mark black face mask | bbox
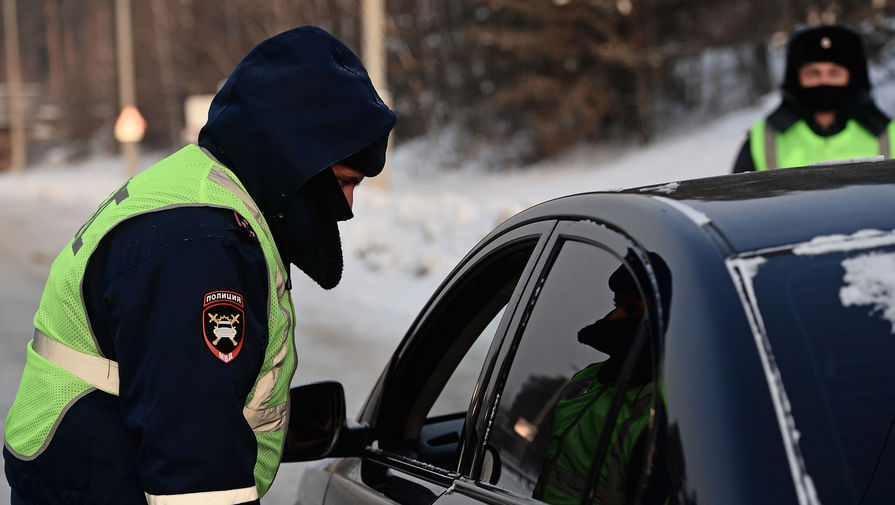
[271,169,353,290]
[577,317,642,356]
[798,85,850,112]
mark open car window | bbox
[373,228,548,473]
[429,305,506,418]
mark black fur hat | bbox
[782,25,870,93]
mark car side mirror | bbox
[281,381,372,462]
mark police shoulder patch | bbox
[202,290,245,363]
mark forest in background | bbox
[3,0,895,168]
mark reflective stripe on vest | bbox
[145,486,259,505]
[750,118,895,171]
[5,145,296,498]
[32,330,119,394]
[209,161,295,435]
[879,126,892,159]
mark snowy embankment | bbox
[0,104,760,505]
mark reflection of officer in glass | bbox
[535,251,671,505]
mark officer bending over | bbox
[4,26,396,505]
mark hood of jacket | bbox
[198,26,397,218]
[198,26,397,288]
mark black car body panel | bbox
[293,161,895,505]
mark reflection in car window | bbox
[385,241,537,471]
[488,240,658,504]
[750,246,895,504]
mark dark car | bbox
[284,161,895,505]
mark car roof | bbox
[498,159,895,255]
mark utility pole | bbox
[115,0,140,177]
[362,0,387,97]
[362,0,390,188]
[3,0,26,172]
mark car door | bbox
[435,220,669,505]
[321,221,556,505]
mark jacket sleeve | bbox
[732,136,756,173]
[99,208,268,504]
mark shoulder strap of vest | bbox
[763,122,777,171]
[749,120,776,172]
[878,122,894,159]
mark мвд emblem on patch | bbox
[202,290,245,363]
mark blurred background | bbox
[4,2,895,504]
[3,0,895,171]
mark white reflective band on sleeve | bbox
[243,401,287,432]
[32,330,119,395]
[242,336,291,433]
[145,486,259,505]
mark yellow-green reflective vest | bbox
[4,144,296,498]
[535,363,653,505]
[749,118,895,171]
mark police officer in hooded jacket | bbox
[732,24,894,173]
[3,26,396,505]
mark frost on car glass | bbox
[749,244,895,504]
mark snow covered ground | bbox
[0,103,761,504]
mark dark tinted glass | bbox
[752,246,895,504]
[384,241,538,471]
[487,240,656,503]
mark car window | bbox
[429,305,506,418]
[746,245,895,504]
[486,239,659,504]
[375,238,542,472]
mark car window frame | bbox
[460,218,666,502]
[360,220,558,474]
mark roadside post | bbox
[114,105,146,176]
[362,0,391,189]
[115,0,140,177]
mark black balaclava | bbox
[577,250,672,386]
[774,24,889,134]
[198,26,397,289]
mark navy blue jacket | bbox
[5,25,395,505]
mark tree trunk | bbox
[750,39,771,102]
[43,0,64,97]
[3,0,27,171]
[151,0,181,145]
